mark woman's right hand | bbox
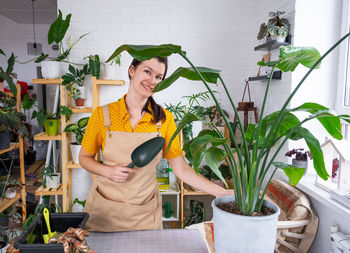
[107,164,136,183]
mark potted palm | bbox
[106,33,350,252]
[62,64,90,107]
[64,117,89,163]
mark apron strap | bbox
[102,104,163,137]
[102,104,112,138]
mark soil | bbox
[217,201,276,216]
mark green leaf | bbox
[0,49,5,56]
[64,124,79,133]
[273,162,305,186]
[34,53,49,63]
[257,60,279,67]
[6,53,15,74]
[48,9,71,45]
[291,127,329,180]
[59,105,72,121]
[89,55,100,79]
[22,95,36,110]
[276,46,321,72]
[290,102,342,140]
[153,67,220,93]
[165,113,200,154]
[106,44,183,63]
[205,147,228,187]
[77,117,89,128]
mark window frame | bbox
[335,0,350,115]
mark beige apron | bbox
[84,104,163,232]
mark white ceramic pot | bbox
[41,61,61,79]
[292,159,308,174]
[103,64,119,80]
[70,143,82,164]
[274,35,286,43]
[46,173,60,188]
[5,188,16,199]
[212,195,280,253]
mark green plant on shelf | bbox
[184,199,206,227]
[32,105,72,126]
[64,117,90,144]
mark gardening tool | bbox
[43,208,56,244]
[127,136,165,168]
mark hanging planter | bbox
[44,119,60,136]
[212,195,280,253]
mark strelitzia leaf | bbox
[205,147,228,187]
[153,67,220,93]
[165,113,200,154]
[48,10,71,45]
[273,162,305,186]
[106,44,183,63]
[291,127,329,180]
[290,102,342,140]
[276,46,321,72]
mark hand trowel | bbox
[127,136,165,168]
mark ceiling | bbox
[0,0,57,24]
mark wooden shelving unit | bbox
[31,79,67,210]
[0,83,26,223]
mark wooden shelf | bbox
[34,132,62,140]
[32,78,62,84]
[71,107,93,113]
[0,193,20,213]
[254,36,291,51]
[35,184,63,196]
[0,143,19,155]
[66,161,82,169]
[94,78,125,86]
[248,70,282,81]
[183,188,211,196]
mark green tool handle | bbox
[127,162,135,168]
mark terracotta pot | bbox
[74,98,85,107]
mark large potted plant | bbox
[106,33,350,252]
[62,64,90,107]
[64,117,89,164]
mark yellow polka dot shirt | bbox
[81,94,183,160]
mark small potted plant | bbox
[40,164,60,189]
[285,148,313,174]
[257,11,290,42]
[103,54,121,80]
[0,92,29,149]
[64,117,89,163]
[32,105,72,136]
[86,54,101,79]
[62,64,90,107]
[184,199,206,227]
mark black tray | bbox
[14,212,89,253]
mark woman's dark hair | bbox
[129,56,168,124]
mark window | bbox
[335,0,350,114]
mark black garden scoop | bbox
[127,136,166,168]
